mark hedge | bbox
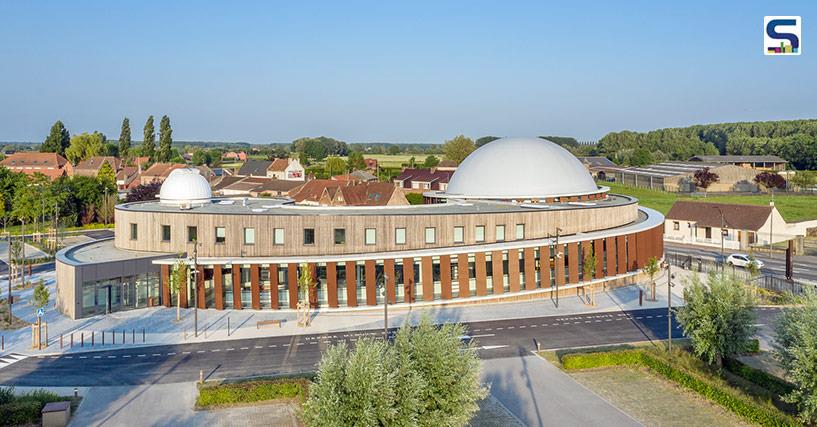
[561,350,797,426]
[723,358,794,399]
[0,387,64,425]
[196,378,309,409]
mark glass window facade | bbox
[81,272,160,318]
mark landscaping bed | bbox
[196,376,311,410]
[547,345,799,426]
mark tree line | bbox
[595,119,817,169]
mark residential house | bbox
[435,159,459,172]
[664,201,817,250]
[364,158,378,171]
[331,170,377,183]
[237,158,305,181]
[215,176,303,197]
[73,156,122,178]
[116,167,140,190]
[222,151,247,162]
[289,180,407,206]
[393,168,454,191]
[688,155,787,172]
[140,163,215,185]
[0,152,73,180]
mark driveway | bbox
[481,355,640,427]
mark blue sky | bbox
[0,1,814,143]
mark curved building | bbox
[56,137,664,319]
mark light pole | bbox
[713,206,729,269]
[549,227,563,308]
[378,272,389,340]
[6,232,11,325]
[188,241,199,337]
[662,261,675,354]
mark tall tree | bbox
[118,117,131,160]
[158,115,173,162]
[41,121,71,155]
[773,289,817,424]
[143,116,155,161]
[65,132,106,164]
[442,135,475,165]
[677,272,756,368]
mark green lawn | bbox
[339,154,442,168]
[604,181,817,222]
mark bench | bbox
[257,319,283,329]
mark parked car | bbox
[726,254,764,269]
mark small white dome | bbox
[159,168,212,205]
[444,137,598,199]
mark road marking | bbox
[296,342,305,346]
[107,356,116,359]
[137,354,146,357]
[64,356,73,359]
[50,356,59,359]
[211,349,221,352]
[268,345,277,348]
[240,347,249,350]
[507,326,515,329]
[485,328,493,331]
[646,316,653,319]
[254,346,263,349]
[182,352,191,355]
[79,356,87,359]
[480,345,509,350]
[470,334,495,338]
[196,350,205,354]
[528,325,537,328]
[473,329,481,332]
[122,355,131,358]
[519,325,526,328]
[93,356,101,359]
[635,317,643,320]
[283,344,290,347]
[226,348,235,351]
[152,353,161,357]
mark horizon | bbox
[1,1,815,143]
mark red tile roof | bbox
[666,201,773,231]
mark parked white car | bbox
[726,254,764,269]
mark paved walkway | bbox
[0,266,698,357]
[482,355,641,427]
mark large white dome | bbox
[444,137,599,199]
[159,168,213,205]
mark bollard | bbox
[1,335,4,350]
[199,370,204,384]
[73,388,78,398]
[81,333,84,347]
[71,332,74,348]
[91,332,95,347]
[102,331,105,346]
[227,317,231,336]
[142,328,145,343]
[639,289,643,306]
[122,330,125,344]
[132,329,135,344]
[60,334,63,349]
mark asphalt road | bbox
[0,307,781,387]
[666,242,817,282]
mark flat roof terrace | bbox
[116,194,637,217]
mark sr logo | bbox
[764,16,801,55]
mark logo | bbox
[764,16,801,55]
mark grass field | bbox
[604,181,817,222]
[339,154,443,168]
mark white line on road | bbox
[480,345,509,350]
[470,334,495,338]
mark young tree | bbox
[693,167,719,197]
[643,256,660,301]
[297,263,316,326]
[788,170,816,191]
[41,121,71,155]
[773,289,817,424]
[676,272,756,368]
[118,117,131,160]
[754,171,787,193]
[64,132,106,164]
[442,135,475,165]
[97,161,116,188]
[143,116,156,161]
[423,155,440,168]
[32,279,49,312]
[158,115,173,162]
[170,258,188,321]
[347,151,365,171]
[325,157,347,176]
[583,251,597,281]
[97,193,117,226]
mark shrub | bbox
[723,358,794,399]
[0,399,41,425]
[561,349,796,426]
[0,387,14,405]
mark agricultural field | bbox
[604,181,817,222]
[340,153,443,168]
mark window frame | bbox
[161,225,171,242]
[187,226,198,243]
[130,223,138,241]
[453,226,464,244]
[215,226,226,244]
[395,227,406,245]
[334,228,346,245]
[303,228,316,246]
[495,224,506,242]
[365,228,376,245]
[475,225,485,243]
[273,228,285,245]
[424,227,436,244]
[515,223,525,240]
[243,227,256,245]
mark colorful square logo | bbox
[764,16,801,55]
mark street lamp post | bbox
[189,241,199,337]
[713,206,730,269]
[663,261,675,354]
[549,227,563,308]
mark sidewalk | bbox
[0,266,698,357]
